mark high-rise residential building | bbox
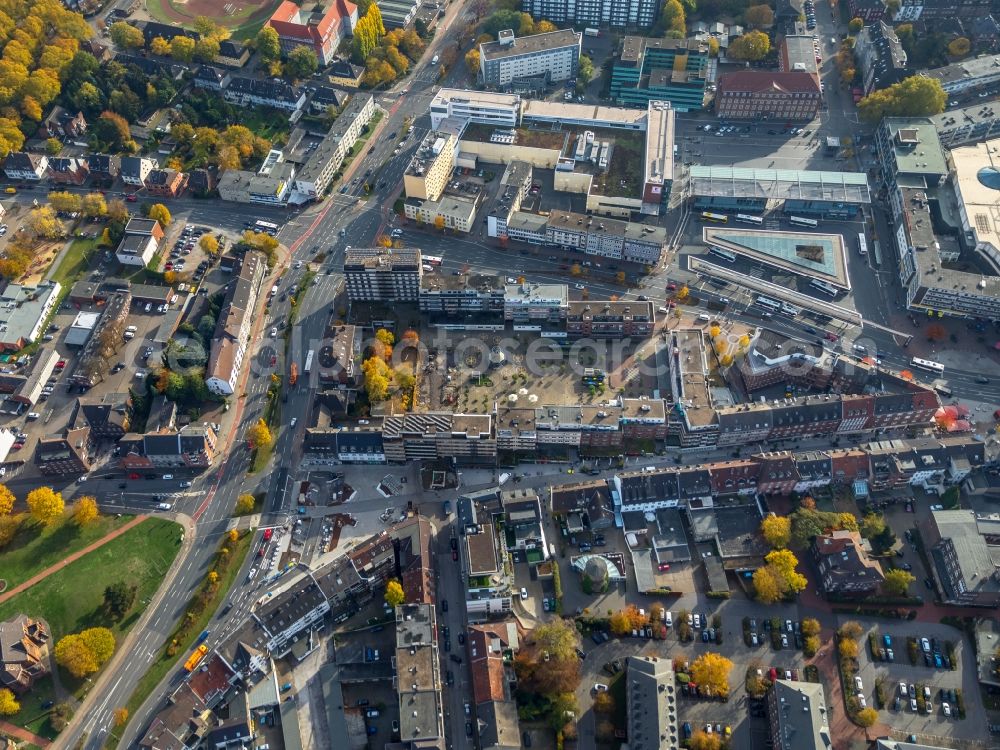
[625,656,678,750]
[767,680,831,750]
[479,29,582,89]
[523,0,658,28]
[403,131,457,201]
[344,248,422,302]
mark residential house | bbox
[39,107,87,140]
[47,157,89,185]
[268,0,358,66]
[120,156,155,186]
[73,394,131,440]
[144,168,188,198]
[309,84,349,113]
[812,530,886,596]
[550,480,614,533]
[224,76,306,112]
[215,40,250,68]
[187,168,217,196]
[118,424,219,470]
[3,152,48,181]
[87,154,120,185]
[501,489,547,558]
[34,425,93,477]
[193,65,232,91]
[206,251,267,395]
[467,623,519,750]
[328,58,365,88]
[0,615,50,694]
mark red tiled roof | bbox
[717,70,820,94]
[468,628,506,704]
[269,0,356,44]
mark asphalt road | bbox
[49,2,479,748]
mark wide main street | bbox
[51,2,475,747]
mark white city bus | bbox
[910,357,945,375]
[736,213,763,226]
[788,216,819,228]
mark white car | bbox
[857,693,867,708]
[520,587,528,600]
[942,701,951,717]
[157,502,173,510]
[574,283,585,290]
[270,327,278,337]
[854,676,863,691]
[593,683,608,692]
[664,611,672,626]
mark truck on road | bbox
[184,644,209,672]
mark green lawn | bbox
[240,108,292,144]
[107,531,254,749]
[0,517,181,641]
[0,518,182,739]
[0,512,133,590]
[50,236,99,289]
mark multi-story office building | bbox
[715,71,822,121]
[922,509,1000,607]
[503,282,569,329]
[642,100,675,214]
[382,413,496,465]
[403,131,457,201]
[418,273,506,322]
[932,101,1000,147]
[625,656,678,750]
[611,37,709,111]
[479,29,581,89]
[429,89,522,129]
[566,300,655,338]
[523,0,659,27]
[876,119,1000,320]
[855,21,909,94]
[403,195,479,233]
[544,209,668,264]
[344,248,422,303]
[922,52,1000,95]
[767,681,831,750]
[892,0,990,21]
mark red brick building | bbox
[714,70,822,122]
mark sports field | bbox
[145,0,282,38]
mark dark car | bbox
[637,295,649,301]
[447,670,454,686]
[458,632,465,645]
[976,376,990,384]
[389,132,397,139]
[442,599,448,612]
[450,537,458,550]
[118,482,127,489]
[466,722,473,737]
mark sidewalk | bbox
[0,719,51,747]
[0,515,146,605]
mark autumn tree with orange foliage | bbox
[609,605,649,636]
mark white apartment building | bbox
[480,29,582,88]
[523,0,659,27]
[429,89,522,129]
[292,93,375,202]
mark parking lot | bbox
[577,611,811,750]
[850,621,982,740]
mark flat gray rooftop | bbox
[689,166,871,204]
[703,226,850,288]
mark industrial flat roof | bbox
[702,226,850,288]
[689,166,871,204]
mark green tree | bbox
[729,30,771,60]
[0,484,13,516]
[384,578,405,607]
[848,17,864,34]
[464,48,481,76]
[170,36,196,63]
[948,37,971,58]
[760,514,791,549]
[744,4,774,27]
[285,46,319,80]
[481,9,522,38]
[109,21,144,49]
[858,75,946,123]
[859,512,885,539]
[193,37,221,64]
[883,568,915,596]
[26,486,64,525]
[661,0,686,36]
[255,26,281,62]
[941,485,960,507]
[0,688,19,716]
[234,494,255,515]
[578,54,595,84]
[102,581,137,620]
[147,203,172,228]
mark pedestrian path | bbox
[0,718,51,747]
[0,515,146,605]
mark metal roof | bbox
[689,166,871,203]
